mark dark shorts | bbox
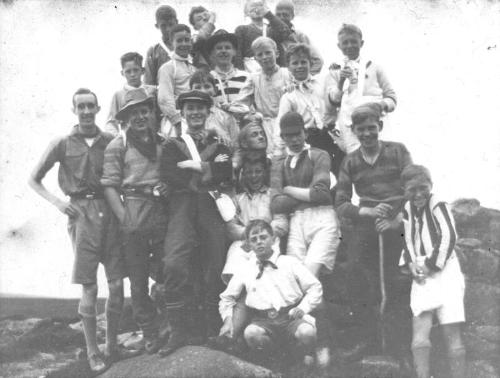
[67,198,126,284]
[250,311,309,343]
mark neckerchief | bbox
[126,128,158,162]
[293,75,315,93]
[213,65,236,82]
[256,259,277,279]
[186,128,209,148]
[159,39,174,56]
[172,52,193,65]
[286,143,310,169]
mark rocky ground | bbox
[0,198,498,378]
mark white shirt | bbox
[219,252,323,320]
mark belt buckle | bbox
[267,309,278,319]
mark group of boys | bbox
[30,1,466,377]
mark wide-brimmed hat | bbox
[204,29,238,55]
[176,90,213,109]
[116,88,154,121]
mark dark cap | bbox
[279,111,305,135]
[205,29,238,55]
[116,88,154,121]
[176,90,213,109]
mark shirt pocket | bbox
[64,141,88,178]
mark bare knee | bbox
[82,283,98,301]
[244,324,270,349]
[294,323,316,346]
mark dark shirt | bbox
[144,43,171,86]
[335,141,412,220]
[32,126,113,196]
[160,135,232,193]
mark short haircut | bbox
[155,5,177,22]
[120,52,143,68]
[401,165,433,186]
[338,23,363,39]
[72,88,98,107]
[276,0,294,14]
[351,102,383,126]
[251,36,277,53]
[170,24,191,38]
[189,6,207,26]
[189,70,216,89]
[245,219,274,240]
[240,112,264,128]
[285,43,312,64]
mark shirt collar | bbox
[250,244,281,266]
[286,143,310,158]
[172,52,193,64]
[243,185,269,197]
[263,65,280,79]
[213,65,236,79]
[70,124,102,138]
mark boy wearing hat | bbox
[106,52,159,135]
[101,88,169,354]
[144,5,178,86]
[219,219,322,362]
[271,111,340,277]
[29,89,135,373]
[206,30,249,107]
[335,102,412,359]
[159,90,233,356]
[158,24,197,137]
[325,24,397,153]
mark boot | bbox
[158,305,187,357]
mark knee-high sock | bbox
[412,346,431,378]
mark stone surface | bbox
[457,245,500,283]
[468,360,500,378]
[356,355,402,378]
[464,280,500,326]
[100,346,278,378]
[464,329,500,360]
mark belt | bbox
[122,186,162,198]
[70,191,103,200]
[253,304,296,320]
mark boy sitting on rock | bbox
[219,219,321,364]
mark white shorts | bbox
[287,206,341,272]
[411,254,465,324]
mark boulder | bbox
[468,360,499,378]
[100,346,278,378]
[456,241,500,283]
[0,317,42,348]
[464,280,500,326]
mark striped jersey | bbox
[210,68,249,105]
[400,194,458,271]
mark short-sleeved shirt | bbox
[32,126,113,196]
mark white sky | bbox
[0,0,499,297]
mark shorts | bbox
[250,311,313,343]
[287,206,341,271]
[411,255,465,324]
[67,198,126,285]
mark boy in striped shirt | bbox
[400,165,466,378]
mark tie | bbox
[256,260,277,279]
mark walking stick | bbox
[378,232,387,354]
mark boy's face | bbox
[275,7,293,24]
[244,125,267,150]
[172,30,192,58]
[338,32,364,60]
[254,44,277,71]
[281,129,306,153]
[182,101,209,129]
[247,227,274,260]
[121,61,144,88]
[242,161,266,192]
[126,104,152,133]
[73,93,100,132]
[156,17,178,41]
[404,179,433,209]
[288,52,310,81]
[352,118,381,149]
[211,41,236,67]
[192,11,209,31]
[191,81,216,97]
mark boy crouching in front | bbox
[219,219,322,365]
